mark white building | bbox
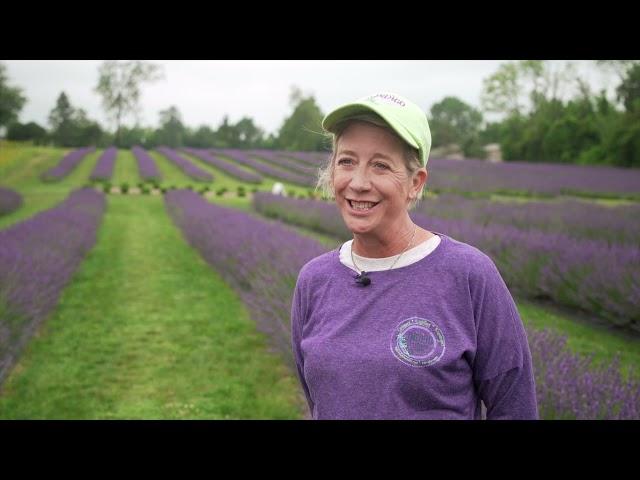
[483,144,503,163]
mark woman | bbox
[290,92,538,420]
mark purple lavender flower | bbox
[0,187,23,217]
[211,148,315,187]
[0,188,106,385]
[41,147,96,182]
[132,146,162,182]
[248,150,318,176]
[426,157,640,197]
[156,147,213,182]
[89,147,117,181]
[528,328,639,419]
[182,148,262,183]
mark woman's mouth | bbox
[347,199,380,214]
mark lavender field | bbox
[1,143,639,419]
[253,193,640,332]
[169,190,639,419]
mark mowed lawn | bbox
[0,195,305,419]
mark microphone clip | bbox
[355,271,371,287]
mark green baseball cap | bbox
[322,92,432,167]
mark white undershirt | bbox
[339,234,442,274]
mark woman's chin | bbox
[343,217,377,235]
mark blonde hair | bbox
[316,113,426,210]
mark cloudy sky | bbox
[3,60,613,135]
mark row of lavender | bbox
[416,192,640,247]
[230,150,640,198]
[38,146,164,183]
[281,152,640,197]
[252,193,640,332]
[248,150,318,177]
[33,147,640,199]
[0,189,106,385]
[164,189,639,419]
[182,148,262,183]
[156,147,212,182]
[212,149,316,187]
[132,146,162,181]
[89,147,117,181]
[0,187,23,217]
[41,147,95,182]
[425,157,640,197]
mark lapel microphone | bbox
[355,271,371,287]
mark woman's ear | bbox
[412,168,428,196]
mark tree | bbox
[186,125,217,148]
[234,117,264,148]
[117,125,149,148]
[73,108,104,147]
[0,63,27,131]
[429,96,483,156]
[156,105,185,147]
[276,86,325,151]
[94,60,163,147]
[48,92,76,146]
[48,93,104,147]
[7,121,47,144]
[615,63,640,113]
[480,61,577,117]
[480,62,523,116]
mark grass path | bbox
[0,195,305,419]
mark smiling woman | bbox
[291,92,539,420]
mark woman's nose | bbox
[350,167,372,190]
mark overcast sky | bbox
[2,60,614,136]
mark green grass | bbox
[0,148,100,230]
[111,149,140,185]
[149,150,195,186]
[0,195,305,419]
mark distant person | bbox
[290,92,538,420]
[271,182,285,196]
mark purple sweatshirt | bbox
[291,232,538,420]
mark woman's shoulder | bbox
[437,233,500,277]
[296,249,340,284]
[438,233,493,263]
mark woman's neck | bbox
[352,218,430,258]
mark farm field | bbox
[1,143,639,419]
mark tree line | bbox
[1,60,638,167]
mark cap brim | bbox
[322,102,420,152]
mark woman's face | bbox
[332,121,422,237]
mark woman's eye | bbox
[337,158,353,165]
[375,162,390,170]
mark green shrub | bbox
[121,183,129,194]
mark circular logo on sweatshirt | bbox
[391,317,445,367]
